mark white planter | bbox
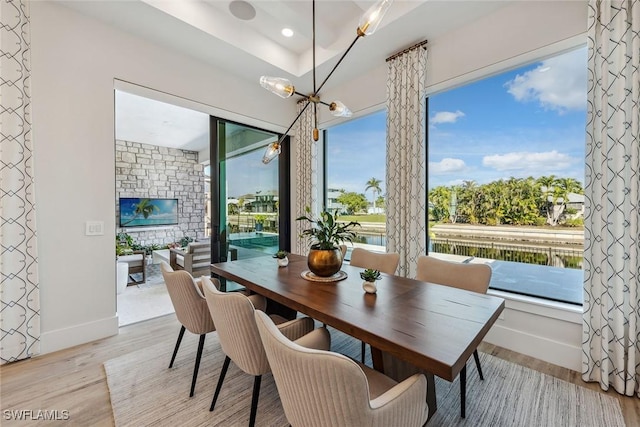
[277,256,289,267]
[117,262,128,294]
[362,281,377,294]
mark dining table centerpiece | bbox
[296,209,360,277]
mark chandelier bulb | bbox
[260,76,295,98]
[329,101,353,118]
[357,0,393,37]
[262,141,281,164]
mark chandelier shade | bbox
[260,76,295,98]
[260,0,393,164]
[358,0,393,36]
[262,141,282,164]
[329,101,352,118]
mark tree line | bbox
[335,177,385,214]
[429,176,584,227]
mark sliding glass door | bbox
[209,118,290,272]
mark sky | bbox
[226,148,279,197]
[227,46,587,198]
[327,46,587,193]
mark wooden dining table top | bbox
[211,253,505,382]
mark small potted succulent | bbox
[273,250,289,267]
[360,268,381,294]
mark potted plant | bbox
[296,209,360,277]
[116,232,134,256]
[360,268,381,294]
[273,250,289,267]
[254,214,267,232]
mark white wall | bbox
[30,1,293,354]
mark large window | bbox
[427,46,587,304]
[325,110,387,257]
[322,47,587,305]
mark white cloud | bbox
[429,158,467,175]
[430,110,465,125]
[505,47,587,113]
[483,150,576,171]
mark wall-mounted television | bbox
[119,197,179,227]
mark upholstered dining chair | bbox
[348,248,400,363]
[160,261,216,398]
[201,277,330,427]
[415,255,492,418]
[339,244,348,260]
[254,310,429,427]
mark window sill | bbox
[488,289,583,324]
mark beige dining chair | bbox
[201,277,330,427]
[254,310,429,427]
[348,247,400,363]
[160,261,216,397]
[415,255,492,418]
[339,244,347,260]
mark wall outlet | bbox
[86,221,104,236]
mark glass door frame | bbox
[208,116,291,265]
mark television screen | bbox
[119,198,179,227]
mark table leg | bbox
[426,372,437,420]
[371,347,384,371]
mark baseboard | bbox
[484,324,582,372]
[40,315,119,355]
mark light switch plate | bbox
[86,221,104,236]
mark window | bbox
[427,46,587,305]
[325,110,387,257]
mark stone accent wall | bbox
[116,140,205,247]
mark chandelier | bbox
[260,0,393,164]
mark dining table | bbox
[211,253,505,419]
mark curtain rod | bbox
[386,40,428,62]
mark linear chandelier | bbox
[260,0,393,164]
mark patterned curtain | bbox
[385,46,428,278]
[0,0,41,363]
[294,101,318,256]
[582,0,639,396]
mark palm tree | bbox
[536,175,557,225]
[554,177,583,224]
[121,198,159,225]
[365,178,382,213]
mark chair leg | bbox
[473,349,484,380]
[210,356,231,411]
[361,341,366,364]
[249,375,262,427]
[169,326,186,368]
[460,364,466,418]
[190,334,206,397]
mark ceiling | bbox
[60,0,514,152]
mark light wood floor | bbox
[1,314,638,426]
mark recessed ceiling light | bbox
[281,28,294,38]
[229,0,256,21]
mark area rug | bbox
[105,328,625,427]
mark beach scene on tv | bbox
[120,198,179,227]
